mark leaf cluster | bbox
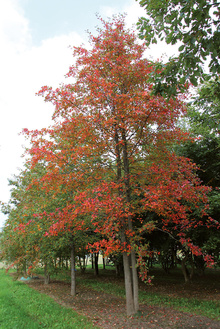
[137,0,220,97]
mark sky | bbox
[0,0,179,229]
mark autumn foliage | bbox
[1,15,218,316]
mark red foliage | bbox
[19,15,218,282]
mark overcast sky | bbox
[0,0,178,229]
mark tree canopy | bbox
[1,15,218,316]
[136,0,220,97]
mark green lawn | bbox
[0,269,97,329]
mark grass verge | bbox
[0,269,97,329]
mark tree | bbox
[176,79,220,266]
[21,15,215,316]
[136,0,220,97]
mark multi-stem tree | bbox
[23,15,214,315]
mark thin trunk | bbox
[103,256,105,270]
[130,249,139,312]
[23,261,27,276]
[115,127,134,314]
[123,251,135,316]
[181,259,190,283]
[71,242,76,296]
[91,253,94,269]
[122,128,139,313]
[114,125,139,315]
[58,257,62,268]
[83,255,86,270]
[94,253,99,276]
[44,263,50,284]
[79,256,82,269]
[65,259,69,270]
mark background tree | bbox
[176,78,220,267]
[136,0,220,97]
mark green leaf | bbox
[190,76,198,86]
[178,45,185,52]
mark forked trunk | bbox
[115,125,139,315]
[122,128,139,314]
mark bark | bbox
[44,263,50,285]
[94,253,99,276]
[79,256,86,273]
[130,249,139,312]
[91,253,94,269]
[103,256,106,270]
[122,251,135,316]
[83,255,86,270]
[114,126,139,315]
[70,242,76,296]
[122,128,139,313]
[181,259,190,283]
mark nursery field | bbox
[1,266,219,328]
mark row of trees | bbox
[1,9,219,316]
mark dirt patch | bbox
[22,274,220,329]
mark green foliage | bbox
[137,0,220,97]
[0,269,96,328]
[176,79,220,264]
[183,79,220,188]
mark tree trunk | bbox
[79,255,86,273]
[114,126,139,315]
[130,249,139,312]
[44,263,50,284]
[23,261,27,276]
[181,259,190,283]
[123,251,135,316]
[121,128,139,313]
[103,256,105,270]
[70,242,76,296]
[83,255,86,270]
[91,253,94,269]
[94,253,99,276]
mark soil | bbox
[21,270,220,329]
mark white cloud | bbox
[99,0,145,26]
[0,0,31,52]
[99,0,179,61]
[0,0,85,227]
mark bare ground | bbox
[20,270,220,329]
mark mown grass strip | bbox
[0,269,97,329]
[78,277,220,321]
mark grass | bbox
[77,275,219,320]
[0,269,97,329]
[8,265,219,324]
[139,290,219,320]
[72,266,220,321]
[43,264,219,320]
